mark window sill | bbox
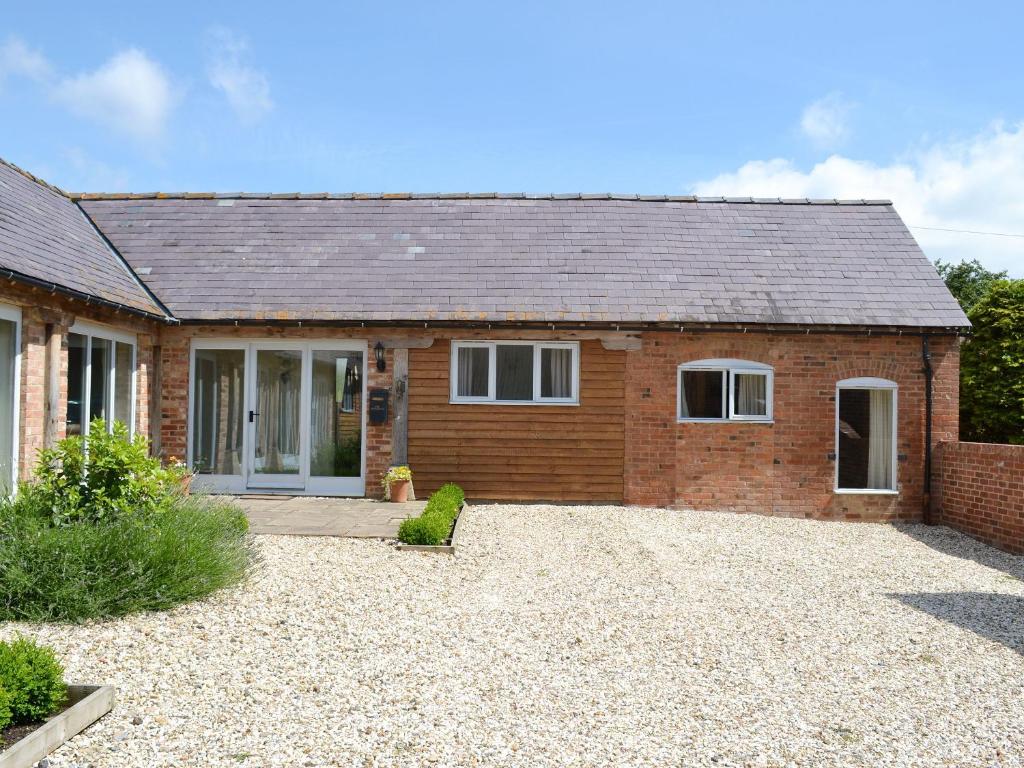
[833,488,899,496]
[677,418,774,424]
[449,399,580,407]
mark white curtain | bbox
[867,389,893,489]
[458,347,488,397]
[736,373,766,416]
[544,348,572,398]
[678,375,689,417]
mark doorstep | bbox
[227,496,427,537]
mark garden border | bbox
[394,503,467,554]
[0,685,115,768]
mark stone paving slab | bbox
[225,496,427,537]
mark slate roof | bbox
[78,193,968,328]
[0,159,165,317]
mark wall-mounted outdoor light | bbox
[375,341,386,372]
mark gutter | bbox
[173,317,968,336]
[1,269,177,324]
[921,335,935,523]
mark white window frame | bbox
[835,377,898,495]
[68,320,137,437]
[0,303,21,493]
[677,359,773,423]
[449,340,580,405]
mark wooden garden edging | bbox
[0,685,115,768]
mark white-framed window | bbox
[450,340,579,405]
[835,377,898,494]
[677,359,773,422]
[0,303,21,494]
[67,321,137,437]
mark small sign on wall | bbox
[369,388,389,425]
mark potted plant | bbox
[167,456,193,496]
[382,465,413,502]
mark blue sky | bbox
[2,1,1023,274]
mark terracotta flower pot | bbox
[389,479,410,503]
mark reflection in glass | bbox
[67,333,87,435]
[114,342,134,428]
[254,349,302,475]
[0,319,15,493]
[310,351,362,477]
[193,349,246,475]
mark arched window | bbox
[677,359,773,422]
[835,377,898,493]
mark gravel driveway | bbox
[5,504,1023,767]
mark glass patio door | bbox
[191,340,366,495]
[247,346,305,489]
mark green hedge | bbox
[0,421,255,623]
[397,483,465,545]
[0,636,66,738]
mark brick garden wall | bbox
[623,331,960,521]
[933,441,1024,554]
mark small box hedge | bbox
[397,483,465,546]
[0,636,67,740]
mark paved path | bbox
[231,495,426,537]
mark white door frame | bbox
[188,339,367,496]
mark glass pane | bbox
[456,346,489,397]
[89,337,111,426]
[0,319,16,493]
[540,347,573,399]
[679,370,724,419]
[310,350,363,477]
[734,373,767,417]
[838,388,894,490]
[114,342,134,430]
[496,345,533,401]
[66,333,87,436]
[254,349,302,475]
[192,349,246,475]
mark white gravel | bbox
[4,504,1024,768]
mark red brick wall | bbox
[933,441,1024,554]
[0,282,160,478]
[624,332,960,521]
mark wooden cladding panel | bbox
[407,339,625,501]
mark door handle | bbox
[249,410,259,423]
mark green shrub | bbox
[28,419,187,527]
[0,496,255,623]
[0,682,11,734]
[0,636,66,724]
[397,483,465,546]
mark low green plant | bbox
[397,483,465,546]
[0,683,11,735]
[0,496,254,623]
[28,419,188,527]
[0,636,66,724]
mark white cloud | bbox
[0,37,52,82]
[800,93,854,147]
[691,123,1024,276]
[205,28,272,121]
[53,49,175,140]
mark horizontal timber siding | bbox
[408,338,625,501]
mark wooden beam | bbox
[391,348,409,466]
[382,337,435,349]
[43,323,62,448]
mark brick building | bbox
[0,157,969,520]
